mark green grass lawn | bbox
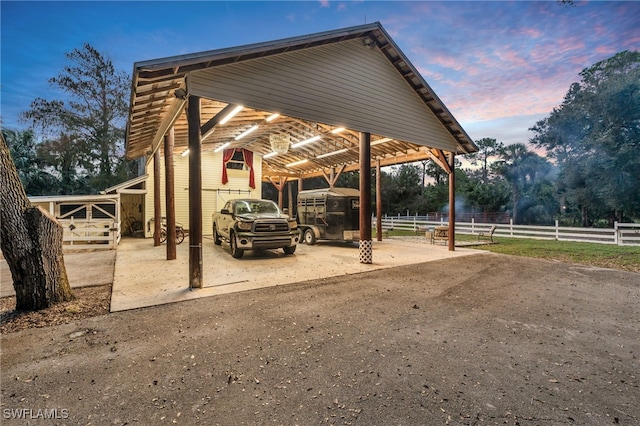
[461,234,640,273]
[382,229,640,273]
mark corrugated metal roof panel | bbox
[188,39,458,152]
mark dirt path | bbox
[1,253,639,425]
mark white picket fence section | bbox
[59,219,118,250]
[376,216,640,247]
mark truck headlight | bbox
[237,221,253,231]
[288,219,298,230]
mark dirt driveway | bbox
[1,253,639,425]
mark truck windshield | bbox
[236,201,279,214]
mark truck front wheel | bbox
[283,246,296,255]
[229,232,244,258]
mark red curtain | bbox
[242,149,255,189]
[221,148,235,185]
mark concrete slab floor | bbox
[110,236,483,312]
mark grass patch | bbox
[460,235,640,273]
[376,228,640,273]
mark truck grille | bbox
[254,220,289,233]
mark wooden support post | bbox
[164,127,177,260]
[359,132,372,264]
[153,148,162,246]
[376,159,382,242]
[268,177,287,209]
[448,152,455,251]
[187,95,203,288]
[287,180,293,215]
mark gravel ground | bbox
[1,253,639,425]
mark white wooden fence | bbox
[59,219,118,250]
[376,216,640,246]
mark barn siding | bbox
[145,151,262,237]
[188,38,458,152]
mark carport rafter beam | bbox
[144,95,187,164]
[200,103,241,140]
[321,165,346,188]
[263,151,433,181]
[428,148,452,175]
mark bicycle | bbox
[156,218,185,244]
[122,215,145,237]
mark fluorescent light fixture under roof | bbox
[316,148,348,159]
[331,127,346,134]
[181,149,190,156]
[371,137,392,146]
[214,142,231,153]
[263,152,278,159]
[286,159,309,168]
[266,113,280,122]
[235,125,258,140]
[220,105,243,125]
[291,135,321,149]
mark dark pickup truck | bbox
[212,199,299,258]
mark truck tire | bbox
[229,232,244,258]
[213,225,222,245]
[304,228,317,245]
[283,246,296,255]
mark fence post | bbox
[471,217,475,232]
[555,220,559,241]
[614,221,619,246]
[510,219,513,237]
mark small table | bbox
[433,226,448,244]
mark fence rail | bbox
[59,219,117,250]
[376,216,640,247]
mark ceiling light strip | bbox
[214,142,231,153]
[316,148,348,159]
[286,159,309,168]
[291,135,321,149]
[235,125,259,140]
[219,105,243,125]
[266,113,280,122]
[371,137,392,146]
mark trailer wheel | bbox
[304,228,317,245]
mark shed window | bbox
[227,150,247,170]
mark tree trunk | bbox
[0,133,73,311]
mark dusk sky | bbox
[1,1,639,147]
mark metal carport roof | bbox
[125,22,477,178]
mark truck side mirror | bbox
[221,208,230,215]
[283,208,289,215]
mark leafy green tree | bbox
[384,164,424,215]
[1,128,57,195]
[36,132,90,194]
[466,138,503,185]
[21,43,130,194]
[531,50,640,224]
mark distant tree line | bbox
[3,45,638,227]
[2,43,138,196]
